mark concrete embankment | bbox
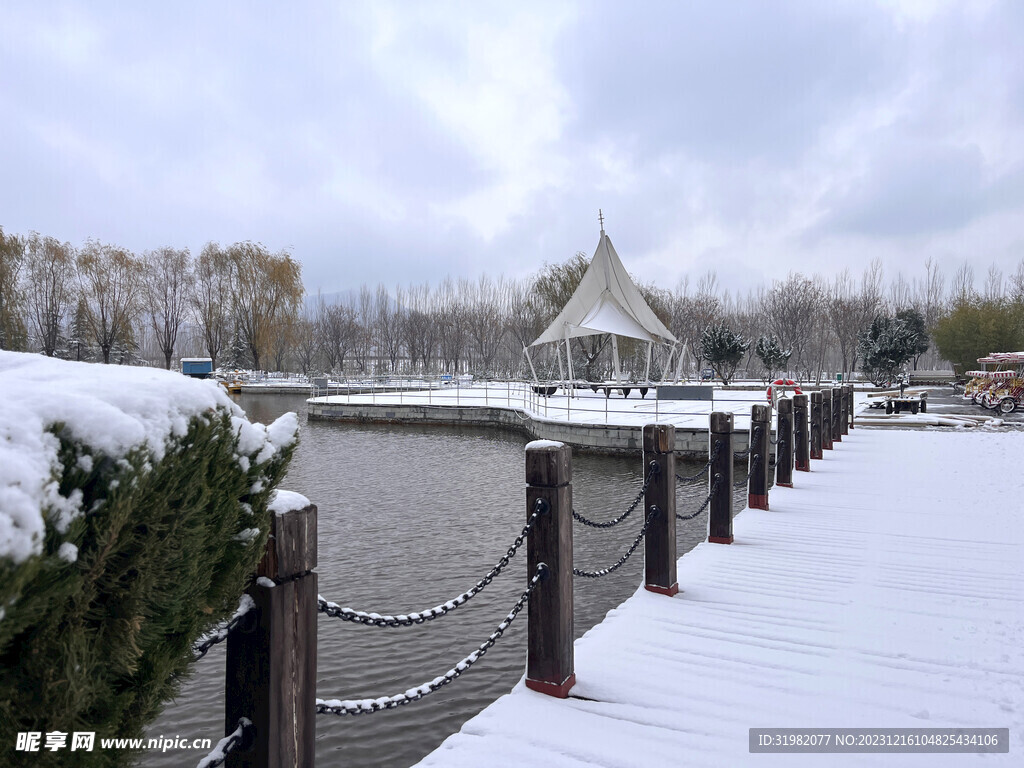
[306,400,734,457]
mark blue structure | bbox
[180,358,213,379]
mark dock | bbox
[415,427,1023,766]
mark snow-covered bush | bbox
[0,351,298,765]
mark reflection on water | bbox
[141,393,742,768]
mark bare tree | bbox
[143,246,192,369]
[375,284,404,373]
[78,241,144,364]
[316,297,360,374]
[950,261,976,306]
[464,275,507,377]
[760,272,825,377]
[25,233,77,356]
[293,315,319,374]
[984,264,1004,301]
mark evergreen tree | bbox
[858,315,918,386]
[895,307,930,369]
[753,335,792,382]
[700,321,749,384]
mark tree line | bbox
[2,224,1023,382]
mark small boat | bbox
[218,378,243,394]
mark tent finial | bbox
[598,208,605,235]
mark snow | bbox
[414,428,1024,767]
[57,542,78,563]
[268,488,310,515]
[309,381,856,431]
[195,717,250,768]
[0,351,298,567]
[525,439,565,450]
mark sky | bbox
[2,1,1022,298]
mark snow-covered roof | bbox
[0,351,298,565]
[530,230,676,347]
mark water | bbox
[141,393,742,768]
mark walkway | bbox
[415,427,1024,767]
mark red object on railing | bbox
[767,379,802,402]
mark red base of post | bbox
[526,673,576,698]
[645,582,679,596]
[834,435,842,442]
[810,452,822,460]
[749,494,769,510]
[708,535,734,544]
[777,481,793,488]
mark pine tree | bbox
[700,321,749,384]
[858,315,918,386]
[753,335,792,382]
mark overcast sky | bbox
[2,1,1022,297]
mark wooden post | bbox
[810,391,823,460]
[708,412,734,544]
[839,384,849,436]
[749,405,770,510]
[525,441,575,698]
[226,503,317,768]
[821,388,834,451]
[793,393,810,472]
[775,398,794,488]
[643,425,677,595]
[831,387,842,443]
[845,384,855,430]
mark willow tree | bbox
[0,226,27,350]
[26,234,77,357]
[78,241,144,364]
[191,243,234,370]
[143,246,192,369]
[228,242,304,371]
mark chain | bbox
[196,718,251,768]
[193,594,256,661]
[573,506,660,578]
[316,564,547,716]
[573,461,657,528]
[319,499,547,628]
[733,453,761,488]
[676,473,720,520]
[676,440,721,484]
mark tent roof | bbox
[530,230,677,347]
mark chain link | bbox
[193,595,255,662]
[316,564,547,716]
[676,440,721,485]
[573,461,657,528]
[676,473,720,521]
[196,718,251,768]
[573,506,660,578]
[319,499,547,628]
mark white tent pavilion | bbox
[527,225,678,386]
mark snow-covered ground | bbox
[415,427,1024,767]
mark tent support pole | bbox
[674,342,686,383]
[557,344,565,382]
[564,329,574,395]
[644,342,652,383]
[663,345,675,383]
[523,345,540,384]
[611,335,621,385]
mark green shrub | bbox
[0,407,295,767]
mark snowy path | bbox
[415,428,1023,767]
